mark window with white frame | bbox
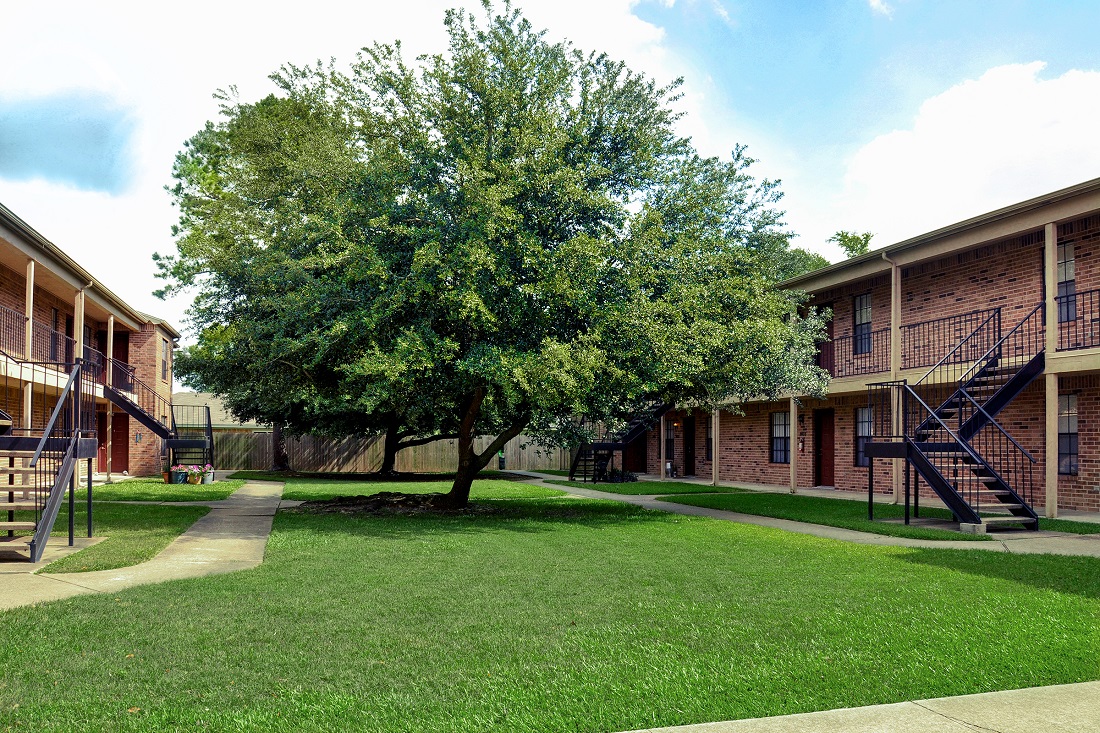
[1058,242,1076,323]
[853,293,872,355]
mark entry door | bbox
[814,409,835,487]
[110,414,129,474]
[683,416,696,476]
[818,303,835,374]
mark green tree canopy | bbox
[828,230,874,258]
[158,1,828,505]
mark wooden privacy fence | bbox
[213,431,571,473]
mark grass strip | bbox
[94,477,245,502]
[1,496,1098,731]
[40,503,209,574]
[544,478,740,495]
[660,490,997,541]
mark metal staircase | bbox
[569,403,670,482]
[0,357,99,562]
[103,358,213,468]
[868,305,1044,530]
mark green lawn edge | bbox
[94,477,245,502]
[543,479,741,495]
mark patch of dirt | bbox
[289,492,500,517]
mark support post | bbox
[23,260,34,428]
[889,257,904,503]
[659,414,666,481]
[789,397,798,494]
[904,452,911,525]
[106,317,114,480]
[87,458,93,537]
[711,408,719,487]
[1044,222,1059,519]
[1045,372,1059,518]
[68,471,75,546]
[868,452,874,520]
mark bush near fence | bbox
[213,431,571,473]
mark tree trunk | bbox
[440,389,529,509]
[379,418,402,475]
[271,422,290,472]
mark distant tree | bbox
[829,230,874,258]
[159,1,828,506]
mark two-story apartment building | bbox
[640,177,1100,525]
[0,201,215,560]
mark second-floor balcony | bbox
[1057,288,1100,351]
[0,302,117,388]
[817,328,890,378]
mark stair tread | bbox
[982,515,1037,523]
[0,521,36,530]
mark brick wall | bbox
[810,274,890,341]
[124,323,174,476]
[1057,375,1100,512]
[902,229,1044,328]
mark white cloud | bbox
[794,62,1100,260]
[868,0,893,17]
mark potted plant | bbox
[170,464,188,484]
[162,460,171,484]
[201,464,215,484]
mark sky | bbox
[1,0,1099,341]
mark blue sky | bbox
[0,0,1098,336]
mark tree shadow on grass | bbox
[276,497,681,540]
[896,547,1100,601]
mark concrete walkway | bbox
[622,680,1100,733]
[0,480,284,610]
[515,471,1100,558]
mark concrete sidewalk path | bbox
[621,680,1100,732]
[0,480,284,610]
[513,472,1100,558]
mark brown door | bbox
[818,303,835,375]
[814,409,835,487]
[683,416,696,476]
[623,435,648,473]
[110,414,129,474]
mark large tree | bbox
[159,1,828,506]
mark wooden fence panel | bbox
[214,431,570,473]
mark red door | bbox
[814,409,835,487]
[110,414,129,474]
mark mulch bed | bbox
[289,492,500,517]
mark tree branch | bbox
[398,433,458,449]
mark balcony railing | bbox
[900,308,1001,370]
[0,303,25,357]
[30,321,75,364]
[818,328,890,378]
[1057,288,1100,351]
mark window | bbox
[855,406,873,467]
[1058,242,1076,323]
[1059,394,1078,475]
[770,411,790,464]
[853,293,872,355]
[161,338,170,381]
[705,415,713,462]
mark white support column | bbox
[658,414,666,481]
[789,397,798,493]
[22,260,34,429]
[1044,222,1058,517]
[889,257,903,503]
[711,408,720,487]
[106,317,115,480]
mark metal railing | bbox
[106,357,174,434]
[30,321,75,364]
[817,328,890,378]
[1057,288,1100,351]
[170,404,214,467]
[0,303,26,358]
[901,308,1001,370]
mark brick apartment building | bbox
[635,177,1100,524]
[0,201,209,479]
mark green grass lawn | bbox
[545,479,741,495]
[40,503,210,574]
[94,476,245,502]
[661,489,1100,540]
[2,488,1099,731]
[230,471,566,501]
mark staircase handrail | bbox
[108,356,175,437]
[917,308,1001,386]
[958,302,1044,388]
[29,361,81,468]
[26,438,79,562]
[956,389,1037,463]
[903,384,988,468]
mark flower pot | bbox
[163,471,171,484]
[171,471,188,484]
[202,471,215,484]
[187,474,202,484]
